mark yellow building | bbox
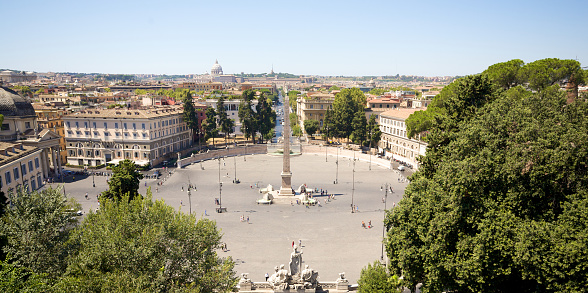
[296,92,335,129]
[33,105,67,164]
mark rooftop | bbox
[380,108,425,120]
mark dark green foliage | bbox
[351,110,367,146]
[483,59,525,89]
[64,192,237,292]
[520,58,584,91]
[256,95,275,143]
[367,115,382,148]
[216,96,235,146]
[386,74,588,292]
[238,90,258,143]
[303,119,319,136]
[203,106,218,145]
[0,188,78,278]
[181,90,198,142]
[332,88,364,139]
[357,261,401,293]
[101,159,144,201]
[0,258,51,292]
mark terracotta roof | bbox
[64,106,183,119]
[380,108,425,120]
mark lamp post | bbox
[369,127,372,171]
[218,182,223,213]
[381,183,389,262]
[335,146,339,184]
[351,151,355,213]
[233,155,238,184]
[188,177,192,215]
[57,150,65,196]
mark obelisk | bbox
[279,94,294,196]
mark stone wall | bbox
[178,144,267,168]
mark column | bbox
[50,147,57,174]
[41,149,49,179]
[56,147,62,176]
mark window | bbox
[104,132,109,136]
[66,121,71,128]
[93,122,97,129]
[85,131,90,135]
[28,161,33,172]
[35,158,40,168]
[21,164,26,175]
[84,122,88,128]
[31,179,36,190]
[132,123,136,129]
[133,133,137,137]
[37,176,42,189]
[115,122,119,129]
[75,122,79,128]
[142,123,145,130]
[13,168,19,180]
[87,151,91,156]
[124,123,127,129]
[104,122,108,129]
[5,171,11,184]
[95,150,100,156]
[25,122,31,129]
[94,132,99,136]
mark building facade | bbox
[0,142,45,196]
[379,109,427,168]
[63,106,191,167]
[296,93,335,129]
[33,105,67,164]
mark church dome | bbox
[0,87,36,117]
[211,60,223,75]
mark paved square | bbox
[56,152,410,284]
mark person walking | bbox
[247,216,249,223]
[292,241,294,248]
[265,272,269,281]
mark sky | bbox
[2,0,587,77]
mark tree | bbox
[367,114,382,149]
[181,90,198,144]
[303,119,319,137]
[135,89,148,95]
[328,85,340,91]
[321,108,336,140]
[238,90,258,143]
[351,110,367,146]
[357,261,401,293]
[101,159,144,201]
[386,72,588,292]
[203,107,218,147]
[483,59,525,90]
[0,258,51,292]
[63,191,238,292]
[0,187,79,278]
[216,97,234,147]
[292,125,302,138]
[332,88,365,141]
[256,95,275,143]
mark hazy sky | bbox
[2,0,586,76]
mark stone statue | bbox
[301,265,319,288]
[289,245,303,276]
[268,264,290,290]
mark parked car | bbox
[398,166,406,171]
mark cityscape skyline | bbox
[2,0,587,77]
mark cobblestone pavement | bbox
[54,152,411,284]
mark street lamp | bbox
[369,127,372,171]
[351,151,355,213]
[218,182,223,213]
[381,183,390,262]
[335,146,339,184]
[188,178,192,215]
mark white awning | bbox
[107,159,123,165]
[135,160,150,166]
